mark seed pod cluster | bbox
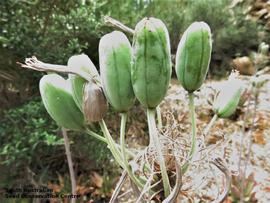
[39,74,85,131]
[38,18,216,132]
[132,17,172,108]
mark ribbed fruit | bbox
[213,76,243,118]
[132,17,172,108]
[68,54,100,111]
[39,74,85,130]
[175,22,212,92]
[99,31,135,112]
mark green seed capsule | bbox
[69,76,85,111]
[67,54,107,122]
[99,31,135,112]
[132,17,172,108]
[68,54,99,78]
[213,76,243,118]
[68,54,100,111]
[39,74,85,131]
[175,22,212,92]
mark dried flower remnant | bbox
[83,81,108,123]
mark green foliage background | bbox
[0,0,268,194]
[0,0,266,109]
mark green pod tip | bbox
[39,74,85,131]
[99,31,135,112]
[68,54,100,79]
[213,73,244,118]
[132,17,172,108]
[175,21,212,93]
[68,54,100,111]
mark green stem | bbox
[85,128,136,158]
[203,114,218,137]
[85,128,107,143]
[156,105,163,129]
[99,119,124,168]
[182,93,197,173]
[120,113,144,188]
[147,108,171,197]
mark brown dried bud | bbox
[82,81,108,122]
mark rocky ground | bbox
[110,74,270,202]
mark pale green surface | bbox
[39,74,84,131]
[99,31,135,112]
[176,22,212,92]
[132,17,172,108]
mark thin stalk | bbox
[203,114,218,137]
[182,93,197,173]
[240,89,258,203]
[99,119,124,168]
[156,105,163,129]
[86,128,136,158]
[62,128,76,203]
[120,113,144,188]
[85,128,107,143]
[147,108,171,197]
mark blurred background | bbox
[1,0,270,202]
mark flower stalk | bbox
[147,108,171,197]
[182,93,197,173]
[120,113,144,188]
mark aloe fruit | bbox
[132,17,172,108]
[68,54,100,111]
[39,74,85,131]
[99,31,135,112]
[213,77,243,118]
[175,22,212,92]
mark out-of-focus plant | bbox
[0,99,63,166]
[0,98,114,192]
[1,0,267,112]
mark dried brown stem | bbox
[109,171,128,203]
[162,158,182,203]
[210,157,231,203]
[240,86,259,203]
[17,56,97,83]
[62,128,77,203]
[104,16,135,35]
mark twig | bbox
[104,16,135,35]
[17,56,98,83]
[162,158,182,203]
[210,157,231,203]
[109,171,128,203]
[62,128,76,203]
[256,66,270,75]
[240,86,259,203]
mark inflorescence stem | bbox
[147,108,171,197]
